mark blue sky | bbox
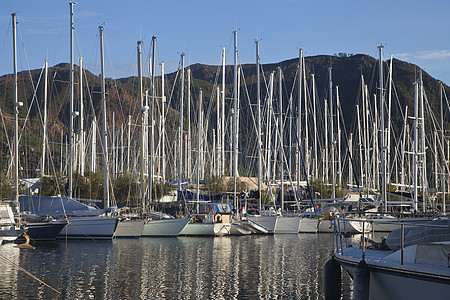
[1,0,450,84]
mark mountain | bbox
[0,54,447,180]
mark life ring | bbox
[215,214,222,223]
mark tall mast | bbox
[161,62,166,185]
[41,60,48,177]
[324,99,328,182]
[357,104,363,187]
[127,114,131,173]
[379,45,386,211]
[149,36,156,202]
[99,26,109,208]
[349,133,353,187]
[419,70,427,212]
[178,53,185,193]
[336,86,342,186]
[267,73,274,188]
[289,93,293,176]
[187,68,191,179]
[137,41,145,210]
[364,85,370,196]
[68,2,75,198]
[256,40,262,211]
[312,73,318,179]
[91,120,96,172]
[401,106,408,189]
[196,90,203,209]
[233,30,238,208]
[216,87,220,177]
[120,125,124,174]
[221,47,226,176]
[329,66,335,199]
[414,81,419,212]
[112,112,115,178]
[79,57,85,176]
[387,55,393,184]
[440,82,446,214]
[302,51,309,179]
[12,13,19,212]
[278,67,284,211]
[297,49,302,193]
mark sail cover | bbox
[19,195,109,218]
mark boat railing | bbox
[332,212,450,265]
[352,210,442,220]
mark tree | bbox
[0,173,13,199]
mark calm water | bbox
[0,234,354,299]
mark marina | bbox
[1,1,450,299]
[0,233,354,299]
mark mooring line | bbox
[64,219,99,242]
[0,252,61,295]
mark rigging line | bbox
[280,71,294,135]
[104,32,127,126]
[339,104,363,197]
[40,71,65,197]
[265,101,302,209]
[16,25,48,140]
[239,67,260,175]
[238,60,258,153]
[165,59,181,117]
[0,17,12,72]
[74,28,83,60]
[11,65,44,175]
[442,86,450,117]
[292,120,316,213]
[203,65,222,139]
[0,88,12,161]
[0,252,61,295]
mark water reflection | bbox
[0,234,354,299]
[0,244,19,299]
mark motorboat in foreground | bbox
[327,218,450,299]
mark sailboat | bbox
[53,3,118,240]
[177,87,230,237]
[0,14,21,245]
[6,13,65,242]
[137,38,189,237]
[242,36,277,234]
[273,66,302,234]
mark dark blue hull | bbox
[24,222,66,241]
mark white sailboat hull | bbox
[180,222,231,236]
[274,216,301,234]
[141,218,190,237]
[299,217,319,233]
[58,217,118,240]
[318,217,372,233]
[230,221,252,235]
[114,219,145,238]
[240,218,269,234]
[248,215,277,233]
